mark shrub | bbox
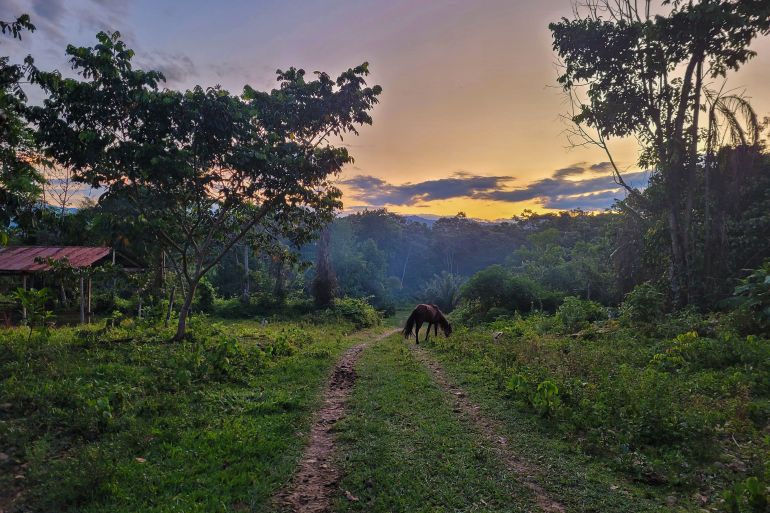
[419,272,464,313]
[485,306,513,321]
[460,265,539,318]
[620,282,664,325]
[329,297,380,328]
[193,278,216,313]
[555,296,606,332]
[730,260,770,333]
[723,475,769,513]
[13,287,54,340]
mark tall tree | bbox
[0,14,43,243]
[31,31,381,338]
[311,228,337,307]
[550,0,770,305]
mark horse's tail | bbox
[403,310,417,339]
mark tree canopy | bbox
[30,31,382,338]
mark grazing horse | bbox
[403,304,452,343]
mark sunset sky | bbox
[4,0,770,219]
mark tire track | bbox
[410,344,566,513]
[276,329,398,513]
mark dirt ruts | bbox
[410,344,566,513]
[277,329,398,513]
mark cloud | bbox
[341,172,515,206]
[589,161,613,173]
[342,163,649,211]
[552,161,614,178]
[475,171,648,205]
[552,164,586,178]
[137,52,197,84]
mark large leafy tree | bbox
[31,32,381,338]
[0,14,44,242]
[550,0,770,305]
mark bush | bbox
[193,278,216,313]
[419,272,464,313]
[555,296,606,332]
[730,260,770,333]
[328,297,380,328]
[620,282,664,325]
[460,265,540,319]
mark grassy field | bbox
[335,334,535,512]
[0,316,379,513]
[3,307,768,513]
[336,334,671,513]
[421,313,770,512]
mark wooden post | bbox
[112,249,117,292]
[165,285,176,327]
[87,276,92,324]
[242,244,249,301]
[79,275,85,324]
[22,275,27,321]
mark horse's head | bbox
[440,317,452,337]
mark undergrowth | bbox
[432,308,770,511]
[0,315,363,512]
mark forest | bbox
[2,2,770,512]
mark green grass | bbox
[423,313,770,512]
[0,316,380,513]
[421,344,670,512]
[335,335,534,513]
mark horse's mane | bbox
[435,308,452,334]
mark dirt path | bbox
[410,344,566,513]
[276,329,398,513]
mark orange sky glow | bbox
[5,0,770,219]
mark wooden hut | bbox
[0,246,113,323]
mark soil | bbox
[276,329,398,513]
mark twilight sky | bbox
[4,0,770,219]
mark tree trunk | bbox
[684,58,703,304]
[242,244,250,302]
[174,280,198,340]
[667,208,689,307]
[164,285,176,328]
[273,259,285,300]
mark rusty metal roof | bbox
[0,246,111,274]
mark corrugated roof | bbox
[0,246,111,273]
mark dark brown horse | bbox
[403,304,452,343]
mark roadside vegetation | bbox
[419,299,770,512]
[0,305,380,513]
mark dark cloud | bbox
[341,172,515,206]
[137,52,197,84]
[31,0,66,23]
[475,171,648,203]
[552,161,615,178]
[589,161,613,173]
[541,190,624,210]
[552,164,586,178]
[343,164,648,211]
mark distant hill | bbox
[403,214,441,226]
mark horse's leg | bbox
[415,321,422,344]
[435,323,438,337]
[425,323,431,342]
